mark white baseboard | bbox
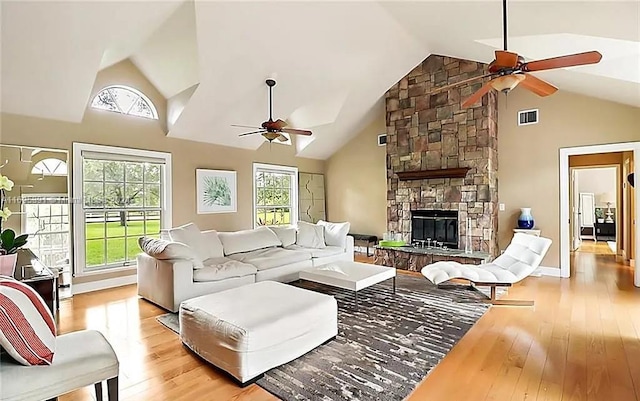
[72,274,137,295]
[534,266,562,278]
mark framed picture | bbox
[196,169,237,214]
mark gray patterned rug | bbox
[156,275,498,401]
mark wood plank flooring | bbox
[58,252,639,401]
[577,240,615,255]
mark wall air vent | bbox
[518,109,539,126]
[378,134,387,146]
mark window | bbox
[90,85,158,120]
[73,143,171,274]
[253,163,298,227]
[22,195,70,269]
[31,158,68,176]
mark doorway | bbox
[560,142,639,286]
[571,166,618,255]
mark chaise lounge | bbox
[421,233,553,306]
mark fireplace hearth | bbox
[411,210,458,249]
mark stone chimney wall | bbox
[385,55,499,255]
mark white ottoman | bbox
[179,281,338,386]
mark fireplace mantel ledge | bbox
[396,168,470,181]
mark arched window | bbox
[90,85,158,120]
[31,158,68,176]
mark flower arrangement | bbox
[0,173,28,257]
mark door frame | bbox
[559,141,640,286]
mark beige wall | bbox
[325,114,386,238]
[0,60,324,284]
[498,89,640,268]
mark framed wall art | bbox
[196,169,237,214]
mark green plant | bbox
[0,228,28,255]
[595,208,604,219]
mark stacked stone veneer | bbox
[385,55,499,256]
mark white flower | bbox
[0,207,12,221]
[0,175,14,191]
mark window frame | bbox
[252,163,298,228]
[31,158,68,177]
[72,143,172,276]
[21,193,70,269]
[90,85,159,120]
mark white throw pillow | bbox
[167,223,209,265]
[201,230,225,258]
[296,221,326,249]
[318,220,351,248]
[268,226,297,247]
[218,226,282,255]
[138,236,198,262]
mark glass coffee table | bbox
[299,261,396,306]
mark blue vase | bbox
[517,208,535,229]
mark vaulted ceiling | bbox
[2,1,639,159]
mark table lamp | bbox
[596,192,615,223]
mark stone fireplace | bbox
[385,55,499,256]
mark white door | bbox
[580,193,596,228]
[571,170,582,250]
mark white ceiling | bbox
[2,1,639,159]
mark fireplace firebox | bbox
[411,210,458,249]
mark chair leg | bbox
[486,284,534,307]
[107,376,118,401]
[95,381,103,401]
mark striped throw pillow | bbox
[0,277,56,365]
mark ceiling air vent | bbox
[378,134,387,146]
[518,109,539,126]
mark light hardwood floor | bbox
[59,252,640,401]
[577,240,615,255]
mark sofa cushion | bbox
[228,248,311,270]
[138,236,198,262]
[296,221,326,249]
[318,220,350,249]
[285,245,344,258]
[167,223,210,264]
[218,226,282,255]
[201,230,225,258]
[268,226,297,247]
[193,258,257,282]
[0,278,56,366]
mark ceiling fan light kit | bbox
[233,79,313,143]
[441,0,602,108]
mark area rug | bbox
[157,275,497,401]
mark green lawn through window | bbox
[86,220,160,267]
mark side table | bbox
[513,228,541,237]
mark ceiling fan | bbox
[232,79,312,142]
[433,0,602,108]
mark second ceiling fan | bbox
[233,79,312,143]
[437,0,602,108]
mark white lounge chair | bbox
[421,233,552,306]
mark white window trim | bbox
[20,193,70,234]
[91,85,159,120]
[252,163,298,228]
[31,158,68,176]
[72,143,172,277]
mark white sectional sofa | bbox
[137,222,354,312]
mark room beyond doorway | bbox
[571,165,619,255]
[560,142,639,287]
